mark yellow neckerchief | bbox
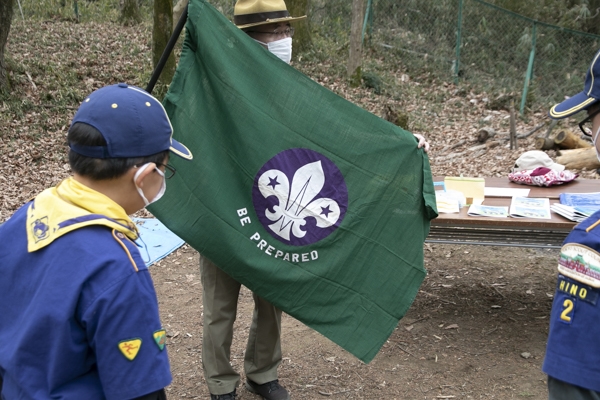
[26,177,139,253]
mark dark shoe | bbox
[245,379,290,400]
[210,389,237,400]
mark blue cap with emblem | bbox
[69,83,193,160]
[549,49,600,119]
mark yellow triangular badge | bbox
[118,338,142,361]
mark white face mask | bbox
[594,125,600,163]
[134,163,166,206]
[254,37,293,64]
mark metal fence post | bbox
[520,22,537,116]
[362,0,373,45]
[454,0,464,84]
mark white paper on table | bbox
[485,187,530,197]
[509,196,551,219]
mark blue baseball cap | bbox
[69,83,193,160]
[549,49,600,119]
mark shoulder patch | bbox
[112,229,141,272]
[559,243,600,288]
[153,329,167,351]
[118,338,142,360]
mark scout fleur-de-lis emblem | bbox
[253,149,348,246]
[258,161,341,241]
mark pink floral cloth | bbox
[508,167,578,187]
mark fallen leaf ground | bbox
[2,15,598,400]
[155,244,557,399]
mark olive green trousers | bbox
[199,255,282,395]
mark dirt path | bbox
[152,243,557,399]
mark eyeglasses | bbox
[579,107,600,137]
[134,162,177,179]
[156,162,177,179]
[246,27,295,38]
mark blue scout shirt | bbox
[0,179,171,399]
[543,212,600,393]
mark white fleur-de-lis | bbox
[258,160,341,241]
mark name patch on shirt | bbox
[557,276,598,305]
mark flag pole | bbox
[146,4,189,94]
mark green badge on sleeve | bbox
[153,329,167,351]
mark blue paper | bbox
[559,192,600,216]
[133,218,185,267]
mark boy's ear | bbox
[133,163,156,188]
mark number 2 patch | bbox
[559,297,575,324]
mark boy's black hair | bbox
[68,122,170,180]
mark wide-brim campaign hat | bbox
[70,83,193,160]
[234,0,306,29]
[549,49,600,119]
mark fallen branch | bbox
[544,120,558,138]
[519,122,546,138]
[484,281,505,298]
[397,344,417,358]
[484,122,547,143]
[485,326,499,335]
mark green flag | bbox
[150,0,438,363]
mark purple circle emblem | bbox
[252,148,348,246]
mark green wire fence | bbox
[207,0,600,114]
[21,0,598,115]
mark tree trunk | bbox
[553,129,592,150]
[152,0,176,90]
[120,0,142,25]
[556,148,600,170]
[0,0,14,94]
[173,0,188,27]
[287,0,311,57]
[347,0,364,84]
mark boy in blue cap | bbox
[0,83,193,400]
[545,50,600,399]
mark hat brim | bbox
[550,163,565,173]
[236,15,306,29]
[549,91,598,119]
[170,138,193,160]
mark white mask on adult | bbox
[254,37,293,64]
[134,163,166,206]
